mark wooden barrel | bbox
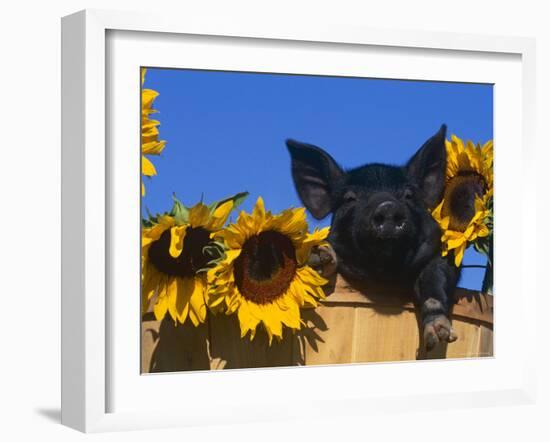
[141,275,493,373]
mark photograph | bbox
[140,67,494,373]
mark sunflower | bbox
[141,193,247,326]
[141,68,166,196]
[207,197,330,344]
[432,193,491,267]
[431,135,493,266]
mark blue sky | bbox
[141,68,493,291]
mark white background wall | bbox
[0,0,547,440]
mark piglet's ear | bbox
[286,139,345,219]
[406,125,447,209]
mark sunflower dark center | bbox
[148,227,211,278]
[234,230,297,304]
[442,172,486,232]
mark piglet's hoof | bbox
[423,314,457,350]
[307,244,337,278]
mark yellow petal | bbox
[431,201,444,221]
[208,294,225,309]
[215,227,245,249]
[447,235,466,250]
[189,203,210,228]
[269,207,307,239]
[167,278,181,323]
[207,200,234,231]
[253,197,266,219]
[477,224,490,237]
[238,301,259,339]
[142,140,166,156]
[188,277,207,325]
[141,68,147,86]
[142,217,174,246]
[261,304,283,345]
[169,226,187,258]
[153,284,169,321]
[142,156,157,177]
[306,227,330,244]
[463,224,475,239]
[297,266,328,287]
[142,88,159,108]
[224,248,242,263]
[188,308,200,327]
[142,267,159,312]
[454,244,466,267]
[175,277,193,323]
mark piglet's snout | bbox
[371,201,407,236]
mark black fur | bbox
[286,125,460,349]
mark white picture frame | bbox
[61,9,537,433]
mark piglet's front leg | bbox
[414,255,460,350]
[307,243,338,278]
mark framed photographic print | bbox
[139,67,495,373]
[61,9,537,432]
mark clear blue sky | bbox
[142,68,493,291]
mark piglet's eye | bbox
[343,191,357,202]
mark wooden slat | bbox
[445,321,481,359]
[478,325,494,357]
[141,274,494,371]
[141,319,158,373]
[323,275,493,326]
[353,307,419,362]
[300,305,355,365]
[208,312,293,369]
[452,289,493,325]
[141,317,210,373]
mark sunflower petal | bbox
[142,156,157,177]
[189,276,207,325]
[153,291,168,321]
[189,203,210,228]
[142,140,166,156]
[207,200,234,231]
[169,225,187,258]
[175,277,194,323]
[188,308,200,327]
[447,235,466,250]
[454,244,466,267]
[166,278,179,323]
[141,267,158,312]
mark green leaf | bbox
[202,243,225,259]
[170,193,189,224]
[195,241,227,273]
[473,234,493,266]
[168,192,249,227]
[207,191,249,215]
[209,240,227,250]
[141,206,160,226]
